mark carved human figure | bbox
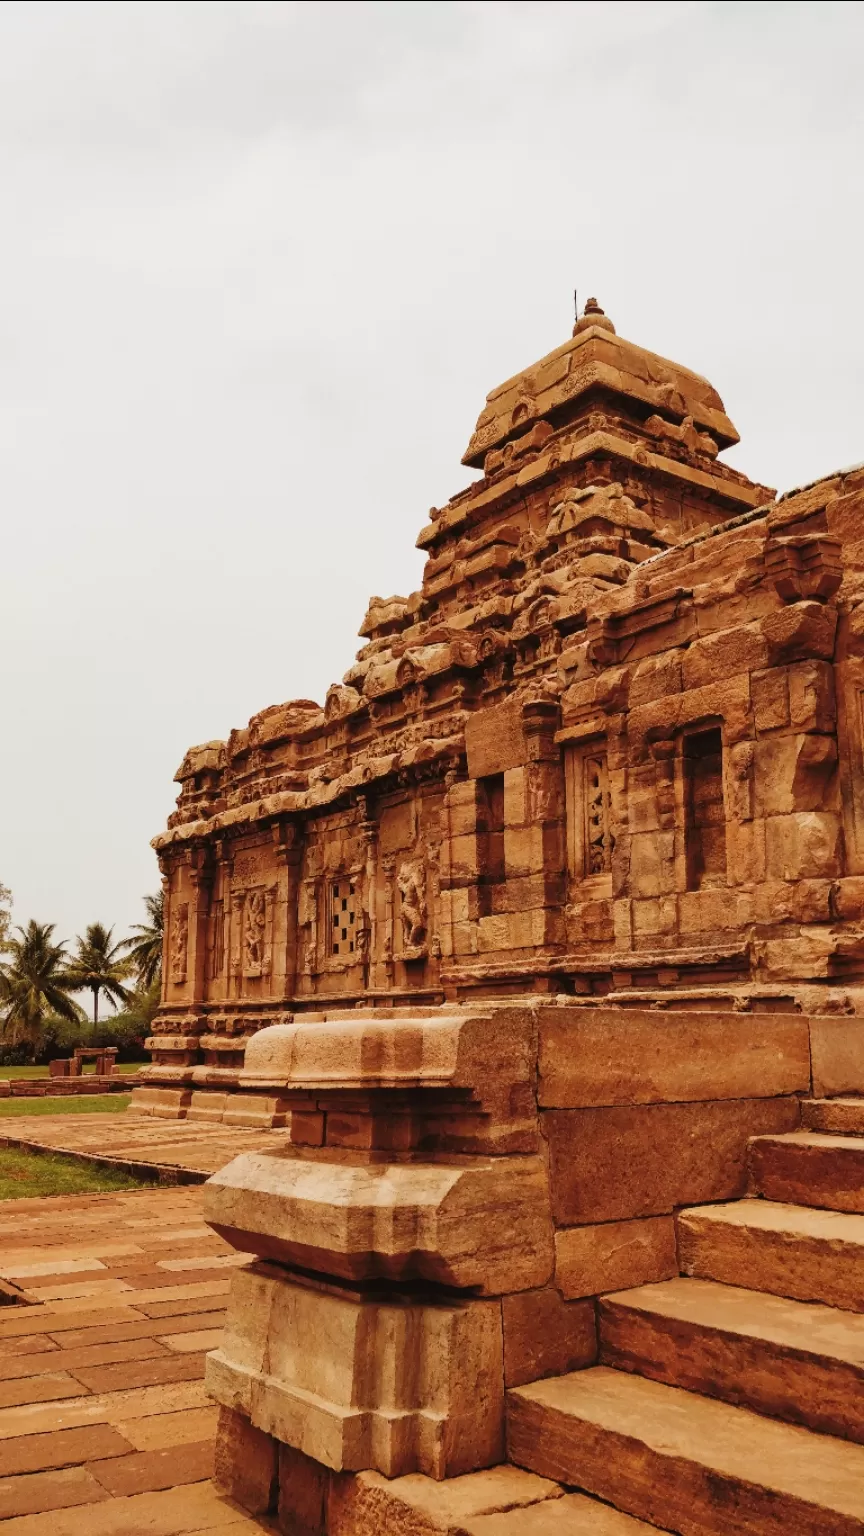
[397,859,427,950]
[243,889,267,976]
[170,902,189,983]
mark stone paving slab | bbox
[0,1188,274,1530]
[0,1114,290,1182]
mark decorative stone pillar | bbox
[271,820,304,1001]
[187,849,213,1002]
[380,854,397,987]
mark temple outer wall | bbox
[138,466,864,1127]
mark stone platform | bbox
[0,1077,139,1101]
[0,1186,270,1532]
[0,1114,291,1184]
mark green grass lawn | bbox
[0,1145,146,1200]
[0,1094,133,1117]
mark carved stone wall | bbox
[139,303,864,1117]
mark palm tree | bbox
[120,892,164,990]
[64,923,132,1026]
[0,921,82,1050]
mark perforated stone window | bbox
[330,879,357,956]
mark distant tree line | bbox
[0,887,163,1065]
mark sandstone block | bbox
[502,1289,596,1388]
[490,874,565,915]
[765,811,843,881]
[749,1131,864,1212]
[598,1275,864,1443]
[503,823,566,879]
[789,659,836,731]
[206,1263,505,1478]
[205,1151,553,1292]
[289,1111,325,1146]
[187,1091,227,1123]
[477,909,562,953]
[503,766,528,828]
[328,1466,564,1536]
[213,1404,277,1515]
[538,1008,809,1107]
[803,1097,864,1134]
[630,896,677,938]
[555,1218,678,1299]
[752,667,790,732]
[240,1011,533,1098]
[279,1442,331,1536]
[754,927,861,981]
[466,698,527,778]
[507,1366,864,1535]
[566,898,614,945]
[678,1199,864,1312]
[833,877,864,920]
[222,1094,292,1128]
[682,623,768,690]
[761,599,838,666]
[625,770,660,835]
[128,1086,191,1119]
[678,888,750,934]
[626,832,676,895]
[457,1493,660,1532]
[755,734,837,816]
[628,653,683,707]
[810,1016,864,1096]
[726,820,768,889]
[790,878,833,923]
[544,1097,800,1224]
[449,832,482,881]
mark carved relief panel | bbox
[242,888,272,978]
[397,856,428,959]
[565,744,613,884]
[584,754,613,874]
[298,877,319,975]
[169,901,189,983]
[207,900,225,982]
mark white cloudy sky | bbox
[1,0,863,950]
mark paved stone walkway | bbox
[0,1115,289,1182]
[0,1187,272,1531]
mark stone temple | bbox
[134,300,864,1531]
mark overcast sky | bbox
[1,0,863,953]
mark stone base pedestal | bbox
[206,1261,505,1481]
[129,1085,192,1118]
[212,1406,565,1536]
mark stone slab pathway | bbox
[0,1115,290,1182]
[0,1187,272,1531]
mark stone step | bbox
[749,1131,864,1212]
[328,1466,659,1536]
[598,1275,864,1441]
[803,1097,864,1135]
[678,1199,864,1311]
[457,1494,660,1534]
[507,1365,864,1535]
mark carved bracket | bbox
[765,534,842,605]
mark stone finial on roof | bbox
[573,295,616,336]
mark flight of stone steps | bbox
[506,1095,864,1534]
